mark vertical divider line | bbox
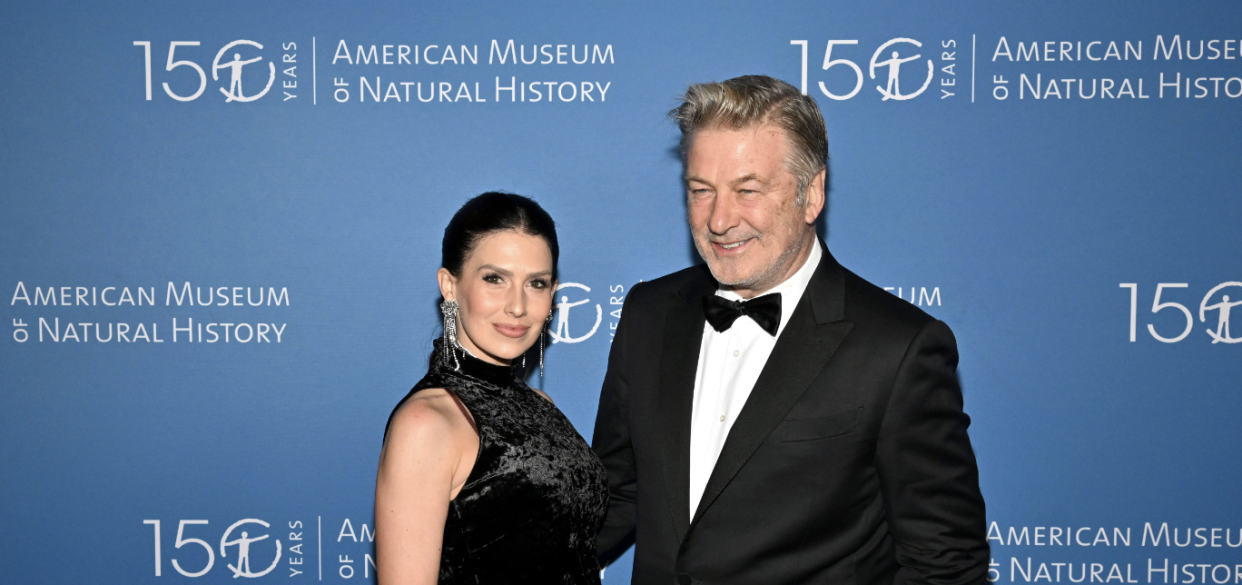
[318,515,323,580]
[313,37,318,105]
[971,34,976,103]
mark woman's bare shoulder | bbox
[385,388,471,447]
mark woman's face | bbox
[438,230,556,365]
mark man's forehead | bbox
[691,121,787,143]
[685,172,771,186]
[685,124,791,180]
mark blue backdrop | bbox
[3,1,1241,583]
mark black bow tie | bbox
[702,293,782,336]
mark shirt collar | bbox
[717,239,822,337]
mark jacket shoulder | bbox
[840,267,941,335]
[625,264,712,310]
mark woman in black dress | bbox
[375,192,608,585]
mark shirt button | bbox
[719,415,725,422]
[732,349,740,357]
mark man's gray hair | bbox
[669,75,829,204]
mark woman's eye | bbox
[483,273,504,284]
[530,279,549,289]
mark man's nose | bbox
[708,193,740,235]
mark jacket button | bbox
[676,573,693,585]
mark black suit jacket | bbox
[592,244,988,584]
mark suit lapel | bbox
[690,243,854,527]
[655,268,713,543]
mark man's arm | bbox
[875,319,989,585]
[592,286,642,566]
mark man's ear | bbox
[803,168,827,224]
[437,268,457,302]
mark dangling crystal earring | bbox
[539,312,553,377]
[440,299,461,372]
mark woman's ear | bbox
[437,268,457,302]
[547,279,559,319]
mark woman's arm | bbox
[375,390,478,585]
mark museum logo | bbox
[144,518,283,578]
[134,40,299,103]
[551,283,602,344]
[1121,281,1242,344]
[792,37,945,101]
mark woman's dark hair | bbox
[442,192,559,281]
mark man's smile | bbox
[712,238,754,254]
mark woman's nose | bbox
[505,287,528,318]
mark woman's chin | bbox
[476,337,534,364]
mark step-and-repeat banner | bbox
[3,1,1240,583]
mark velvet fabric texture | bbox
[387,339,608,584]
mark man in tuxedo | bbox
[592,75,988,584]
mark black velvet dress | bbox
[386,340,609,584]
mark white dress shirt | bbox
[688,242,822,518]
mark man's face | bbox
[685,123,824,299]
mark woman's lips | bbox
[493,323,530,338]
